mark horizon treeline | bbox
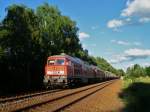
[126,64,150,78]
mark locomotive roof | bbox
[48,54,103,71]
[48,54,84,64]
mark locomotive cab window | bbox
[48,60,55,65]
[56,59,65,65]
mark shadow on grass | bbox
[119,82,150,112]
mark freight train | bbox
[44,54,118,88]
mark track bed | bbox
[0,80,118,112]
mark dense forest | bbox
[0,3,149,94]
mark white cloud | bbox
[91,26,98,30]
[117,41,130,45]
[127,63,135,67]
[109,54,129,64]
[107,18,132,30]
[107,0,150,30]
[133,42,141,46]
[121,0,150,17]
[139,17,150,23]
[126,18,131,22]
[78,32,90,40]
[108,59,118,64]
[107,19,124,29]
[111,40,141,46]
[111,40,127,45]
[109,48,150,64]
[125,48,150,57]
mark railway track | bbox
[0,79,117,112]
[0,89,62,103]
[0,89,63,112]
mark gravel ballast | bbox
[63,80,124,112]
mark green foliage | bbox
[36,3,80,56]
[93,57,122,76]
[145,66,150,76]
[126,64,146,78]
[118,69,126,76]
[0,4,41,91]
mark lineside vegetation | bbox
[120,77,150,112]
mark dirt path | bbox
[63,79,124,112]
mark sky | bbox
[0,0,150,70]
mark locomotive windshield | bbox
[48,59,65,65]
[56,59,65,65]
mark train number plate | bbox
[47,71,64,75]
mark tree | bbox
[126,67,132,76]
[133,64,145,77]
[118,69,125,76]
[94,57,120,76]
[36,3,81,57]
[145,66,150,76]
[0,4,39,91]
[126,64,145,78]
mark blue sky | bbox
[0,0,150,70]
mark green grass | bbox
[123,77,150,88]
[120,77,150,112]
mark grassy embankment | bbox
[120,77,150,112]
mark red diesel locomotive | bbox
[44,54,117,87]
